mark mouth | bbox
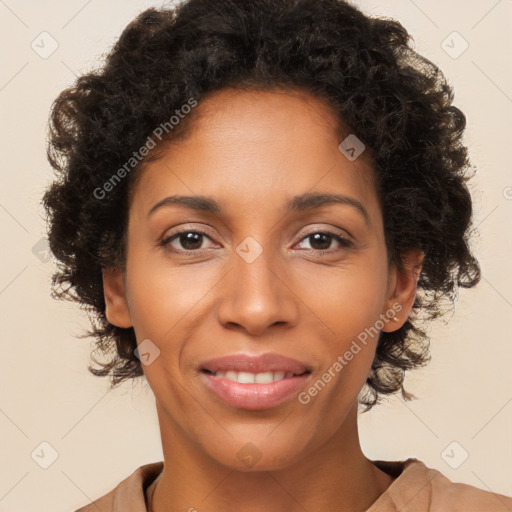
[201,368,311,383]
[200,352,312,376]
[200,369,312,410]
[198,353,313,410]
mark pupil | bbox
[310,233,331,250]
[181,232,202,250]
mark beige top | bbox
[73,458,512,511]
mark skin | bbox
[103,87,424,512]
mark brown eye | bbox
[297,232,352,252]
[161,230,214,252]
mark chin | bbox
[202,434,311,472]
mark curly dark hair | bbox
[42,0,480,411]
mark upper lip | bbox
[201,353,312,375]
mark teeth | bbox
[213,370,296,383]
[238,371,255,383]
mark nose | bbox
[216,240,300,336]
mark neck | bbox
[148,402,394,512]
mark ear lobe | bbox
[102,267,133,328]
[382,248,424,332]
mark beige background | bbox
[0,0,511,510]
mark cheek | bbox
[123,250,225,394]
[297,258,389,344]
[125,248,219,342]
[294,254,388,399]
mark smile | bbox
[200,369,311,410]
[203,370,305,383]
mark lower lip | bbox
[200,371,311,410]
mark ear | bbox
[381,248,424,332]
[102,267,133,328]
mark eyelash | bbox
[160,229,353,255]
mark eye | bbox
[160,228,353,255]
[161,230,216,253]
[295,231,353,252]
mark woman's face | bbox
[104,87,420,470]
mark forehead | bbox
[130,87,379,223]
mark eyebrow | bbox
[147,192,370,226]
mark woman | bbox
[42,0,512,510]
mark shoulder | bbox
[370,458,512,512]
[73,461,164,512]
[425,463,512,512]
